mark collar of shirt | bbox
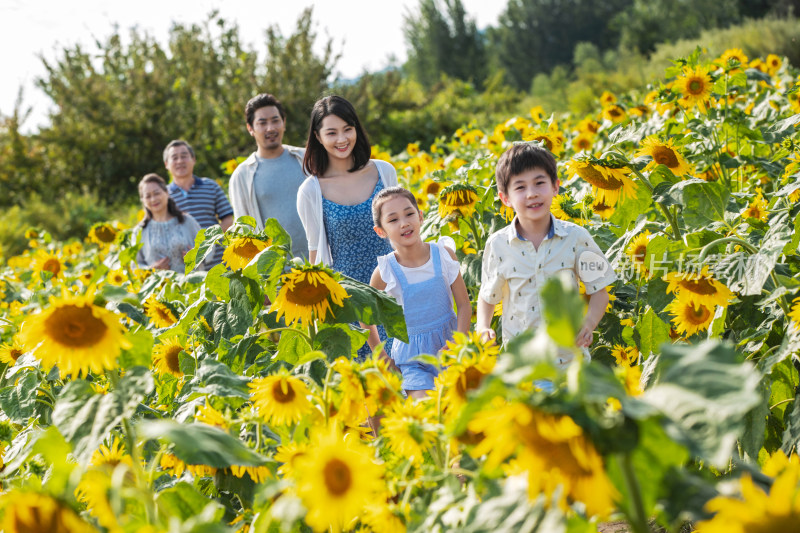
[168,175,198,198]
[505,214,566,243]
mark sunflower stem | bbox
[629,167,682,240]
[619,453,651,533]
[322,364,334,426]
[466,216,484,252]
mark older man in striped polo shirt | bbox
[164,140,233,268]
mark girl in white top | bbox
[367,187,472,399]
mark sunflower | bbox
[106,269,128,286]
[421,178,445,198]
[362,502,407,533]
[195,403,229,429]
[567,157,637,207]
[438,352,497,411]
[676,65,713,112]
[529,105,546,123]
[577,118,600,134]
[572,133,595,152]
[664,266,734,308]
[625,231,651,277]
[438,183,480,219]
[667,298,715,337]
[1,490,95,533]
[18,291,130,378]
[380,398,438,464]
[551,192,583,222]
[789,297,800,330]
[88,222,119,247]
[222,236,271,271]
[142,295,178,328]
[636,136,692,177]
[91,437,133,469]
[364,364,403,415]
[601,104,626,123]
[294,427,385,533]
[152,337,186,378]
[75,469,120,531]
[743,193,769,221]
[271,264,349,326]
[249,369,313,426]
[522,129,564,156]
[160,452,186,477]
[599,90,617,106]
[696,466,800,533]
[222,158,240,175]
[499,203,515,223]
[332,357,368,425]
[32,250,65,281]
[230,464,271,483]
[468,402,617,517]
[591,198,615,220]
[611,344,639,367]
[628,105,651,118]
[765,54,782,75]
[275,441,309,478]
[719,48,748,69]
[406,142,420,156]
[621,364,643,396]
[0,337,25,366]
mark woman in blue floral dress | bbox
[296,96,397,359]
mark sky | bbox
[0,0,505,132]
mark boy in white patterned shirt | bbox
[476,143,616,366]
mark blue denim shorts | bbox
[398,361,440,391]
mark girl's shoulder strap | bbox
[386,252,410,289]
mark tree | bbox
[403,0,487,89]
[34,9,337,206]
[488,0,633,91]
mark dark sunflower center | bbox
[43,259,61,276]
[679,278,717,295]
[426,183,442,195]
[632,245,647,263]
[456,366,485,397]
[9,348,23,361]
[532,135,554,151]
[687,79,704,95]
[576,138,591,149]
[323,458,352,496]
[285,278,331,306]
[444,191,476,207]
[45,305,107,347]
[687,304,711,324]
[271,380,296,403]
[576,165,622,191]
[164,346,182,373]
[95,226,117,243]
[234,241,263,261]
[651,147,680,168]
[608,107,622,117]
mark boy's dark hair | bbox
[245,93,286,126]
[162,140,195,162]
[138,173,185,228]
[372,186,420,227]
[303,95,371,177]
[495,142,558,195]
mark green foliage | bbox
[403,0,487,89]
[0,190,122,260]
[33,9,336,206]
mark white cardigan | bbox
[296,159,398,265]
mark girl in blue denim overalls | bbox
[366,187,472,399]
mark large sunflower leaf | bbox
[642,341,761,468]
[156,482,223,522]
[138,420,270,467]
[670,179,729,228]
[52,366,154,464]
[194,358,250,399]
[0,371,42,424]
[539,272,584,348]
[332,277,408,343]
[634,307,671,359]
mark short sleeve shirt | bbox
[479,215,616,341]
[168,176,234,267]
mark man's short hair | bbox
[245,93,286,126]
[163,140,195,162]
[495,142,558,195]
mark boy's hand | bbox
[478,327,496,343]
[576,325,594,347]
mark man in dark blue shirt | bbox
[164,140,233,268]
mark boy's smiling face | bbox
[498,167,559,226]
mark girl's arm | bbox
[577,287,610,347]
[444,247,472,334]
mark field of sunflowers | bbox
[1,47,800,532]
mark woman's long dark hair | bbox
[138,173,185,228]
[303,95,371,177]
